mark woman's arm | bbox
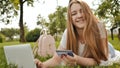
[74,55,97,66]
[35,47,66,68]
[41,52,62,68]
[62,54,97,66]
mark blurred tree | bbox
[95,0,120,40]
[0,0,16,24]
[0,28,20,41]
[37,14,49,30]
[0,0,34,42]
[48,6,67,36]
[26,28,41,42]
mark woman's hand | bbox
[61,53,77,66]
[34,59,43,68]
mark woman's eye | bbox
[71,13,76,16]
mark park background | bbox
[0,0,120,68]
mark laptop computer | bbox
[4,44,37,68]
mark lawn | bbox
[0,36,120,68]
[108,35,120,50]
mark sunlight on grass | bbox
[0,41,20,47]
[0,35,120,68]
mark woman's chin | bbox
[76,26,84,30]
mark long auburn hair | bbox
[66,0,108,64]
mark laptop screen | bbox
[4,44,36,68]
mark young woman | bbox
[35,0,120,68]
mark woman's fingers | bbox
[61,54,76,66]
[61,54,75,61]
[34,59,43,68]
[66,55,76,61]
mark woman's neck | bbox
[76,29,84,43]
[76,28,83,36]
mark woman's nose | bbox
[77,12,82,18]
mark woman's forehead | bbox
[70,3,82,11]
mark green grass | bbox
[108,35,120,50]
[0,35,120,68]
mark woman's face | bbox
[70,3,86,29]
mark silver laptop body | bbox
[4,44,36,68]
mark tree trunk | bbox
[110,29,114,40]
[19,0,26,42]
[110,23,117,40]
[118,28,120,40]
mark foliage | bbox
[0,0,17,24]
[95,0,120,24]
[0,33,5,43]
[48,6,67,36]
[0,47,7,68]
[0,0,34,43]
[0,0,34,24]
[7,63,18,68]
[0,28,19,41]
[24,23,29,37]
[35,54,52,62]
[26,28,41,42]
[55,40,60,48]
[37,14,49,29]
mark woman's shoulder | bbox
[58,29,67,50]
[96,21,106,29]
[64,29,67,33]
[97,21,107,38]
[97,21,105,27]
[62,29,67,36]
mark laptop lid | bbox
[4,44,36,68]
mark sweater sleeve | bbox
[97,22,107,38]
[58,29,67,50]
